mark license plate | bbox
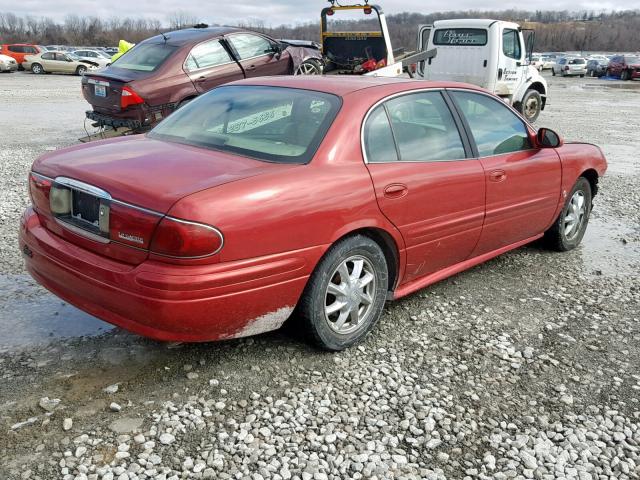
[95,85,106,97]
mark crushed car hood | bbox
[32,135,296,213]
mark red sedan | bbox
[20,77,607,350]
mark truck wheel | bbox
[31,63,44,74]
[294,59,322,75]
[519,89,542,123]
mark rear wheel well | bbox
[581,169,599,197]
[334,228,399,294]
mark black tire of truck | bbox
[518,89,542,123]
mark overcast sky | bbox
[1,0,638,25]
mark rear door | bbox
[226,33,291,77]
[184,39,244,93]
[363,90,485,284]
[449,89,561,255]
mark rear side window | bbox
[433,29,487,46]
[228,34,272,59]
[502,29,521,60]
[149,86,341,164]
[185,40,232,71]
[112,43,178,72]
[42,52,54,60]
[363,106,398,163]
[9,45,24,53]
[385,92,465,161]
[452,91,531,157]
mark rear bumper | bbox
[86,110,144,130]
[20,207,320,342]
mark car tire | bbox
[76,65,87,76]
[297,235,388,351]
[552,69,556,76]
[580,74,585,78]
[294,59,323,75]
[621,70,630,81]
[519,89,542,123]
[544,177,592,252]
[31,63,44,74]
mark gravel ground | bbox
[0,72,639,480]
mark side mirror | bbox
[269,43,283,55]
[537,128,562,148]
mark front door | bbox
[226,33,291,77]
[495,27,525,96]
[363,90,485,284]
[184,39,244,94]
[449,89,561,255]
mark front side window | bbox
[185,40,232,71]
[149,86,341,164]
[363,106,398,163]
[451,91,531,157]
[228,34,272,60]
[385,92,465,161]
[111,43,178,72]
[502,29,521,60]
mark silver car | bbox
[552,57,587,77]
[0,53,18,72]
[72,49,111,68]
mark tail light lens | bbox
[364,6,372,14]
[29,172,52,213]
[326,8,334,15]
[564,66,570,71]
[150,217,223,259]
[109,202,160,249]
[121,86,144,109]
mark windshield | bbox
[111,43,178,72]
[149,86,342,164]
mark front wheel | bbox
[519,89,542,123]
[297,235,388,351]
[294,59,323,75]
[76,65,87,76]
[544,177,592,252]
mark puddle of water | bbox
[598,144,639,176]
[0,274,114,352]
[579,218,640,276]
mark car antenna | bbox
[159,31,168,42]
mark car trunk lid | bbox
[81,67,150,112]
[31,135,295,264]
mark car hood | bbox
[32,135,297,213]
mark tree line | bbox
[1,9,639,52]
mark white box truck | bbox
[415,19,548,122]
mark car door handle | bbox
[245,65,256,71]
[489,170,507,182]
[383,183,408,198]
[195,76,207,82]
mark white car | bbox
[0,53,18,72]
[529,56,544,71]
[72,49,111,68]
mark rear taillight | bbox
[29,172,52,213]
[564,66,570,71]
[109,202,160,249]
[150,217,223,259]
[121,86,144,109]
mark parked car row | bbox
[0,43,116,72]
[542,51,640,80]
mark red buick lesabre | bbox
[20,77,607,350]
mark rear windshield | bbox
[569,58,585,64]
[149,86,342,164]
[433,29,487,46]
[111,43,178,72]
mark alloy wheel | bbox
[294,62,320,75]
[324,255,377,335]
[564,191,586,240]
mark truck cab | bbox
[417,19,547,122]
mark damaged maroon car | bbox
[81,25,323,130]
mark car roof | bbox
[224,75,486,97]
[143,26,244,46]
